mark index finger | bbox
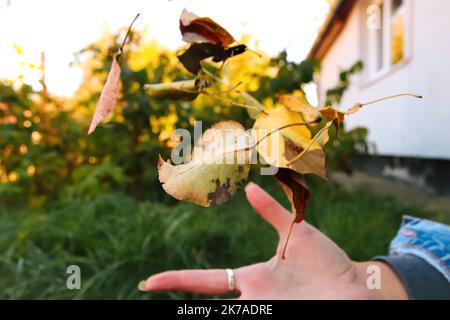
[245,182,292,233]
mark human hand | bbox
[139,182,408,299]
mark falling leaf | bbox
[318,93,422,129]
[318,103,371,137]
[286,120,333,166]
[252,105,327,179]
[275,168,311,260]
[177,9,247,75]
[179,8,235,47]
[279,92,322,123]
[145,79,209,101]
[275,168,310,223]
[281,93,423,167]
[277,94,335,164]
[178,43,247,74]
[87,56,121,135]
[319,107,345,123]
[279,93,364,139]
[314,121,332,146]
[87,13,140,135]
[158,120,252,207]
[178,43,221,75]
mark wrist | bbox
[354,261,409,300]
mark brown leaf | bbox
[346,102,364,115]
[319,106,345,123]
[275,168,310,223]
[318,103,362,136]
[87,14,140,135]
[178,43,247,74]
[179,9,235,47]
[87,56,121,135]
[319,93,423,131]
[276,168,311,259]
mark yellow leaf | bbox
[252,105,327,179]
[159,120,252,207]
[279,92,322,123]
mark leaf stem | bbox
[216,119,322,161]
[119,13,141,53]
[200,68,222,82]
[178,81,241,95]
[282,219,296,260]
[216,81,243,95]
[242,45,262,59]
[255,119,322,148]
[358,93,422,108]
[211,94,264,112]
[287,121,332,165]
[227,118,322,156]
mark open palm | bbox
[140,183,403,299]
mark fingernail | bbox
[138,280,147,291]
[245,182,256,192]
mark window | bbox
[375,2,384,72]
[366,0,409,79]
[390,0,405,64]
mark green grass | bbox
[0,177,448,299]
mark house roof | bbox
[308,0,357,61]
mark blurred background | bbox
[0,0,449,299]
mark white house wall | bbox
[317,0,450,160]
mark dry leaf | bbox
[319,93,422,131]
[87,55,121,135]
[319,102,366,125]
[179,8,235,47]
[87,14,140,135]
[276,168,311,259]
[252,105,327,179]
[276,94,334,165]
[319,107,345,123]
[178,43,247,74]
[275,168,310,223]
[145,79,208,101]
[318,103,363,136]
[158,120,252,207]
[285,120,333,166]
[177,9,247,74]
[314,121,332,146]
[279,93,322,123]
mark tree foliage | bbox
[0,25,369,210]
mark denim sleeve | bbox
[373,215,450,300]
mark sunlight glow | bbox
[0,0,329,97]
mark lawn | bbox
[0,176,448,299]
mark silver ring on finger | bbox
[225,268,236,292]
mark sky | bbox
[0,0,330,97]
